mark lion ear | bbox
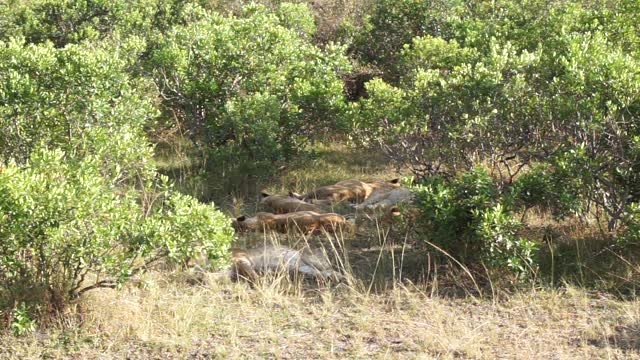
[236,215,247,222]
[289,191,303,199]
[260,192,270,198]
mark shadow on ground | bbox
[588,321,640,352]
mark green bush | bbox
[510,164,583,220]
[355,0,640,231]
[353,38,534,177]
[352,0,640,79]
[412,168,538,277]
[10,303,36,336]
[0,37,157,184]
[475,204,538,275]
[276,2,316,39]
[0,0,202,47]
[621,203,640,246]
[353,0,456,80]
[0,148,234,323]
[0,22,235,327]
[151,4,350,173]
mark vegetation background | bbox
[0,0,639,357]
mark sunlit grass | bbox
[2,274,639,359]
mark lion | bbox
[232,211,354,234]
[291,178,401,205]
[259,192,324,214]
[228,245,343,284]
[354,187,413,212]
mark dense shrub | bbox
[352,0,456,80]
[0,149,233,321]
[510,163,584,220]
[0,0,201,47]
[0,37,157,184]
[275,2,316,39]
[151,4,350,172]
[0,21,235,326]
[355,0,640,231]
[194,0,371,47]
[622,204,640,245]
[412,168,538,276]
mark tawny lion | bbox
[292,178,401,205]
[232,211,354,234]
[354,187,413,212]
[228,245,343,283]
[259,192,324,214]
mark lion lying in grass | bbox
[232,211,354,234]
[291,178,401,205]
[355,187,413,212]
[228,245,344,283]
[259,192,324,213]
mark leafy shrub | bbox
[413,168,538,276]
[0,22,235,327]
[401,35,478,82]
[151,4,350,173]
[10,303,36,336]
[413,169,497,249]
[0,0,202,47]
[0,148,234,323]
[355,0,640,231]
[355,37,542,176]
[621,203,640,246]
[0,37,157,184]
[510,164,583,220]
[353,0,456,80]
[475,204,538,275]
[276,2,316,39]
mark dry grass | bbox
[1,273,639,359]
[517,209,640,294]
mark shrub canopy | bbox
[151,4,350,169]
[354,0,640,231]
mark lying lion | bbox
[355,187,413,212]
[292,178,400,205]
[233,211,354,234]
[228,245,343,283]
[259,192,324,214]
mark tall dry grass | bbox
[2,269,639,358]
